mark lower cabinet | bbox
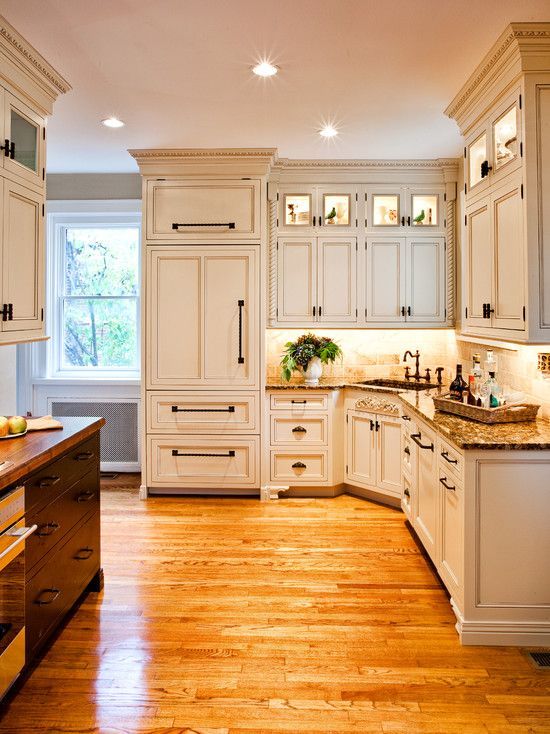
[411,421,439,561]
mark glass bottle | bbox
[467,375,477,405]
[449,364,467,402]
[485,371,500,408]
[472,353,482,379]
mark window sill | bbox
[32,376,141,387]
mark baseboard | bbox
[452,599,550,646]
[285,483,346,498]
[147,487,260,497]
[345,484,402,509]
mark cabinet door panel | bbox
[466,198,492,327]
[147,250,202,387]
[406,237,445,322]
[3,91,45,189]
[346,411,376,488]
[366,237,405,322]
[413,424,438,562]
[439,471,463,597]
[276,238,316,323]
[318,238,357,322]
[1,180,43,332]
[204,252,257,386]
[376,415,402,497]
[492,177,525,330]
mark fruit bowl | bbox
[0,429,27,440]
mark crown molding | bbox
[129,148,278,177]
[445,22,550,128]
[273,158,458,170]
[129,148,278,162]
[0,14,71,98]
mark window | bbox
[46,204,141,378]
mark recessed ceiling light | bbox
[252,61,278,77]
[320,124,338,138]
[102,117,125,128]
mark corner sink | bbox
[357,378,440,392]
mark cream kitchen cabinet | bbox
[410,422,439,562]
[278,184,358,232]
[365,236,446,324]
[276,236,357,324]
[464,172,525,333]
[0,89,45,191]
[146,246,258,388]
[366,185,444,231]
[145,178,261,240]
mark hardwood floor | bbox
[1,474,549,733]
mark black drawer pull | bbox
[38,475,61,488]
[237,299,245,365]
[291,400,307,404]
[75,451,95,461]
[36,521,61,537]
[172,406,235,413]
[172,450,235,458]
[411,433,434,451]
[439,476,456,491]
[74,547,94,561]
[291,426,307,433]
[441,451,458,465]
[76,490,95,503]
[172,221,236,229]
[35,588,61,605]
[404,446,410,456]
[292,461,306,469]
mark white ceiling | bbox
[2,0,550,173]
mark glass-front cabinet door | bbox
[278,186,357,231]
[468,132,487,191]
[3,91,45,188]
[280,190,313,229]
[493,104,518,171]
[369,192,401,228]
[317,186,357,230]
[410,192,441,228]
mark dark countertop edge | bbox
[0,417,105,490]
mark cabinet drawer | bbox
[26,468,99,575]
[148,436,259,487]
[25,435,100,516]
[270,451,328,483]
[26,511,100,658]
[270,393,329,412]
[148,391,258,433]
[270,414,328,446]
[402,431,414,477]
[438,438,464,483]
[146,179,260,240]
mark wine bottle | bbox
[449,364,467,402]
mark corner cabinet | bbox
[0,15,70,345]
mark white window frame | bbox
[45,200,142,380]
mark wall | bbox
[0,346,17,415]
[47,173,141,200]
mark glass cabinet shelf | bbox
[411,194,438,226]
[469,133,487,189]
[372,194,400,226]
[323,194,350,226]
[283,194,312,226]
[494,105,518,170]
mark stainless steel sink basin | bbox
[357,378,440,391]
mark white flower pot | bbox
[303,357,323,386]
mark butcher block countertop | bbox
[0,416,105,493]
[266,379,550,451]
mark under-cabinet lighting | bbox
[252,61,278,77]
[102,117,125,128]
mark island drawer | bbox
[148,391,259,433]
[270,393,329,412]
[25,434,100,515]
[270,413,328,446]
[438,437,464,482]
[270,450,328,483]
[26,468,99,574]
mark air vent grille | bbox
[528,652,550,669]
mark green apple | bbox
[0,416,8,437]
[7,416,27,435]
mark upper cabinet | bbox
[1,90,45,190]
[446,22,550,342]
[366,185,444,232]
[278,185,358,233]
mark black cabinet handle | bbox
[441,451,458,465]
[483,303,494,319]
[402,415,411,421]
[75,451,95,461]
[370,419,375,431]
[0,304,9,321]
[375,420,380,432]
[74,547,94,561]
[407,306,411,316]
[76,490,95,503]
[312,215,316,226]
[38,475,61,489]
[171,222,235,229]
[1,139,9,157]
[291,400,307,404]
[401,216,405,226]
[7,304,13,320]
[480,160,492,178]
[237,299,245,364]
[439,476,456,491]
[35,588,61,605]
[172,450,235,458]
[36,521,61,537]
[407,216,411,226]
[313,305,316,318]
[411,433,434,451]
[291,426,307,433]
[401,306,405,317]
[292,461,306,469]
[404,446,410,456]
[172,405,235,413]
[404,488,410,498]
[318,306,322,317]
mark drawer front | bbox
[270,414,328,446]
[26,511,100,658]
[270,451,328,483]
[148,391,258,433]
[402,431,414,477]
[25,435,100,516]
[146,179,260,240]
[438,437,464,483]
[26,469,99,575]
[270,393,329,412]
[148,436,259,487]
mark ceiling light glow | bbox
[102,117,125,128]
[320,124,338,138]
[252,61,278,77]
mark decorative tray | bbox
[0,429,27,440]
[432,394,540,424]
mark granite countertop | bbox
[266,378,550,451]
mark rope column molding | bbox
[268,197,277,323]
[446,198,455,325]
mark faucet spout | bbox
[403,350,421,380]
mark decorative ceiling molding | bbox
[0,15,71,96]
[129,148,278,161]
[273,158,459,170]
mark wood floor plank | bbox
[0,474,548,733]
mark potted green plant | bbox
[280,333,343,385]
